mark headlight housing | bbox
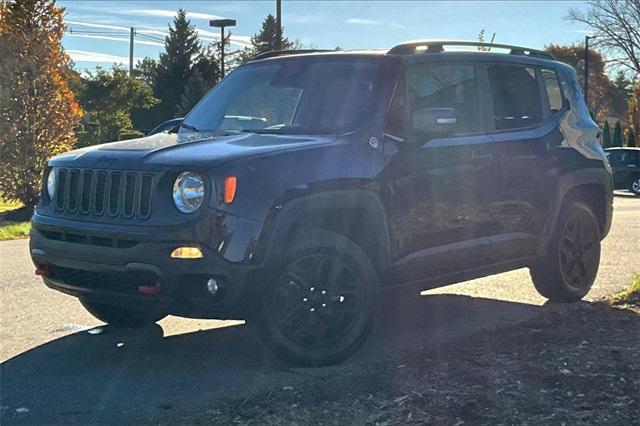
[46,168,56,200]
[173,172,205,213]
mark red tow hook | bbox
[35,265,50,277]
[138,283,162,295]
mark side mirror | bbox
[411,107,457,136]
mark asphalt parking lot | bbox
[0,193,638,424]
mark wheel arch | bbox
[257,190,391,273]
[550,168,613,242]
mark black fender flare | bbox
[546,166,613,244]
[255,189,391,269]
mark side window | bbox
[541,68,563,113]
[407,63,480,134]
[487,64,543,130]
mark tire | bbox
[80,299,166,327]
[630,178,640,196]
[254,229,378,366]
[530,201,601,302]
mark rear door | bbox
[482,63,569,259]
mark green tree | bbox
[177,69,208,116]
[154,9,202,120]
[609,71,632,120]
[237,14,294,63]
[0,0,83,208]
[602,121,612,148]
[545,43,611,122]
[612,120,623,147]
[626,128,636,147]
[133,57,159,86]
[79,65,158,144]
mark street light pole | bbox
[209,19,237,79]
[584,35,596,106]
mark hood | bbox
[49,132,336,170]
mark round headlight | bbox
[173,172,205,213]
[47,168,56,200]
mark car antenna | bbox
[488,33,496,51]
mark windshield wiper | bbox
[180,123,200,132]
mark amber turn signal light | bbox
[224,176,237,204]
[171,246,203,259]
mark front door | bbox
[380,62,500,280]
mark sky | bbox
[58,0,592,71]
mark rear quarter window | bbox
[541,68,564,113]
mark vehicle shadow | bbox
[0,293,617,424]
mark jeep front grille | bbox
[54,168,154,220]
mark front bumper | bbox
[29,211,264,319]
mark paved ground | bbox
[1,193,638,424]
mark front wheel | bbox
[530,202,601,302]
[80,299,166,327]
[630,178,640,196]
[254,229,378,366]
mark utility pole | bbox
[129,27,134,75]
[275,0,282,51]
[584,35,596,106]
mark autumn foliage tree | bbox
[0,0,82,209]
[545,43,611,122]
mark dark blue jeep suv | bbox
[30,41,613,365]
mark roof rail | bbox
[387,40,555,60]
[252,49,335,61]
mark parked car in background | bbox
[30,41,613,366]
[605,147,640,196]
[147,118,184,136]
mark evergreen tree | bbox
[238,14,293,63]
[0,0,83,208]
[154,9,202,120]
[626,128,636,147]
[602,121,612,147]
[177,70,208,116]
[612,120,623,147]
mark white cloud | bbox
[346,18,381,26]
[66,49,141,64]
[66,20,130,31]
[129,9,225,21]
[345,18,406,29]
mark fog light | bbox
[171,246,203,259]
[206,278,219,295]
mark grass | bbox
[609,273,640,305]
[0,221,31,240]
[0,197,30,240]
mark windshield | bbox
[181,57,382,135]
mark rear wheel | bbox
[80,299,166,327]
[254,229,378,366]
[530,202,601,302]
